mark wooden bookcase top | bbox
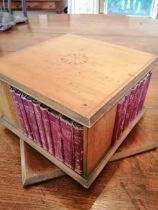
[0,34,157,127]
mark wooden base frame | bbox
[20,123,157,186]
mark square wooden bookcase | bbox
[0,35,157,188]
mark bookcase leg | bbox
[20,139,65,187]
[20,124,158,186]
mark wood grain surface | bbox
[20,139,65,187]
[0,81,20,127]
[110,124,158,161]
[0,14,158,210]
[86,106,116,174]
[0,34,157,127]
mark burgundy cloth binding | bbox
[41,107,54,154]
[136,79,145,115]
[139,73,152,112]
[15,92,31,138]
[21,96,34,140]
[10,89,27,134]
[73,123,83,174]
[122,89,134,130]
[60,117,74,169]
[112,98,125,143]
[33,103,48,150]
[130,84,140,122]
[24,97,42,146]
[118,94,130,137]
[48,111,64,161]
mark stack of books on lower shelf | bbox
[10,87,84,175]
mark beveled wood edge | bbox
[20,139,65,187]
[110,142,158,162]
[0,110,144,188]
[0,57,157,128]
[20,139,28,186]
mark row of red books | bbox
[112,72,151,143]
[10,88,84,175]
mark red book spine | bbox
[49,111,63,161]
[21,96,34,140]
[139,73,152,112]
[73,123,83,175]
[135,77,148,117]
[24,97,42,146]
[15,92,31,138]
[131,83,140,121]
[41,107,54,154]
[112,98,125,143]
[128,85,137,124]
[137,77,147,113]
[119,94,130,135]
[33,102,48,150]
[10,89,27,134]
[60,117,74,169]
[136,79,145,115]
[123,90,133,130]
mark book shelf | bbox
[0,35,157,188]
[20,124,157,187]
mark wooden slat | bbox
[110,124,158,161]
[86,105,116,174]
[0,35,157,127]
[0,81,19,127]
[20,139,65,187]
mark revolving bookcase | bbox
[0,35,157,188]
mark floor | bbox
[0,14,158,210]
